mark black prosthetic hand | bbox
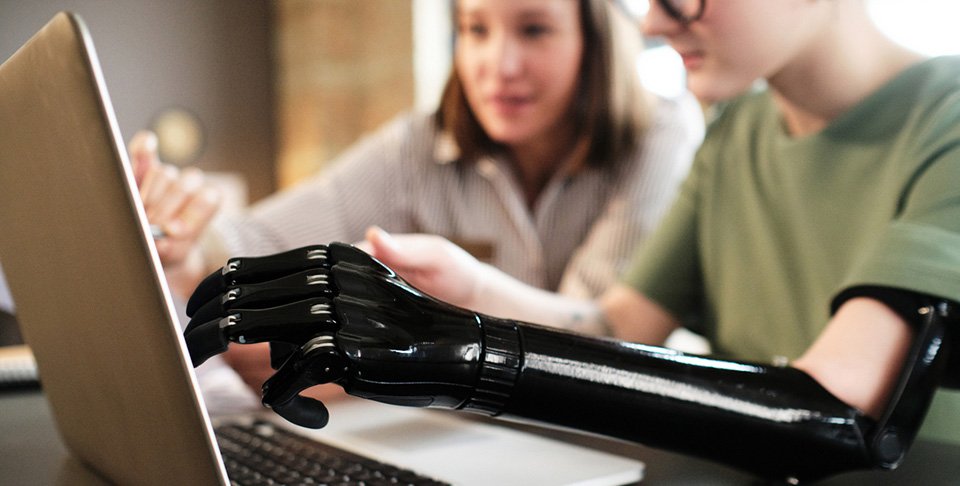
[184,243,503,428]
[184,243,955,482]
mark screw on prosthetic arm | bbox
[493,301,954,482]
[183,244,957,481]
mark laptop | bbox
[0,12,644,486]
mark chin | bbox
[688,75,758,104]
[484,125,532,146]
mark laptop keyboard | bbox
[216,421,452,486]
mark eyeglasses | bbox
[658,0,705,24]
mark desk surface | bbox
[2,389,959,486]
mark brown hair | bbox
[436,0,652,170]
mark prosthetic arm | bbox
[183,243,956,482]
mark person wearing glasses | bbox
[345,0,960,474]
[180,0,960,482]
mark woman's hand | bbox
[360,227,606,334]
[359,226,489,311]
[128,130,222,296]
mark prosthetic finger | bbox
[189,269,337,325]
[262,334,350,428]
[183,297,337,367]
[186,242,391,317]
[187,245,333,317]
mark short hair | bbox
[436,0,652,170]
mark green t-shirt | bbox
[624,56,960,441]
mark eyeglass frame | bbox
[658,0,705,24]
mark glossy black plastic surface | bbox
[185,243,488,418]
[332,261,484,408]
[183,243,955,482]
[499,322,874,481]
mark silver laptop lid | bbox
[0,12,228,485]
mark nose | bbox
[491,31,523,79]
[641,1,684,37]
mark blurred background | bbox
[2,0,959,202]
[1,0,959,341]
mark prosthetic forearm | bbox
[458,317,892,481]
[184,243,955,482]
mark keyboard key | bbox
[215,422,451,486]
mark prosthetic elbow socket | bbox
[447,301,953,482]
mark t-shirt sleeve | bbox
[833,100,960,386]
[834,102,960,305]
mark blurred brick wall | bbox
[273,0,415,188]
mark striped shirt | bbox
[204,93,704,299]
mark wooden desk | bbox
[2,390,959,485]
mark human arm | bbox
[361,226,622,335]
[793,297,915,419]
[363,226,683,342]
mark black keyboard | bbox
[215,421,452,486]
